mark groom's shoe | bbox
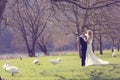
[81,64,85,66]
[81,63,85,66]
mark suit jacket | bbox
[80,36,87,51]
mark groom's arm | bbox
[80,37,87,45]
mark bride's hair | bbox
[87,30,93,38]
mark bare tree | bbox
[51,0,120,10]
[9,0,51,57]
[0,0,8,33]
[50,0,120,55]
[0,0,8,21]
[36,27,51,55]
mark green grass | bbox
[0,50,120,80]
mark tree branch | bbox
[51,0,120,10]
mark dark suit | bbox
[79,36,87,66]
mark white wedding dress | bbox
[85,38,109,66]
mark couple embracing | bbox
[80,29,109,66]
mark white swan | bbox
[112,51,117,57]
[112,47,117,57]
[3,62,20,76]
[3,62,9,71]
[49,57,61,65]
[33,59,39,64]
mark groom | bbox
[79,30,87,66]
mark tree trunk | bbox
[117,43,119,51]
[92,31,95,52]
[78,38,81,58]
[30,40,36,57]
[73,5,81,58]
[41,47,49,55]
[37,41,49,55]
[117,40,120,51]
[41,46,49,55]
[23,34,36,57]
[111,38,115,52]
[99,34,103,55]
[23,35,36,57]
[28,49,36,57]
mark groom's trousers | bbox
[81,48,87,66]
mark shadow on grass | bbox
[54,74,79,80]
[90,76,120,80]
[54,74,66,80]
[88,64,120,80]
[39,64,120,80]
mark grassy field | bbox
[0,50,120,80]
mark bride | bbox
[85,30,109,66]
